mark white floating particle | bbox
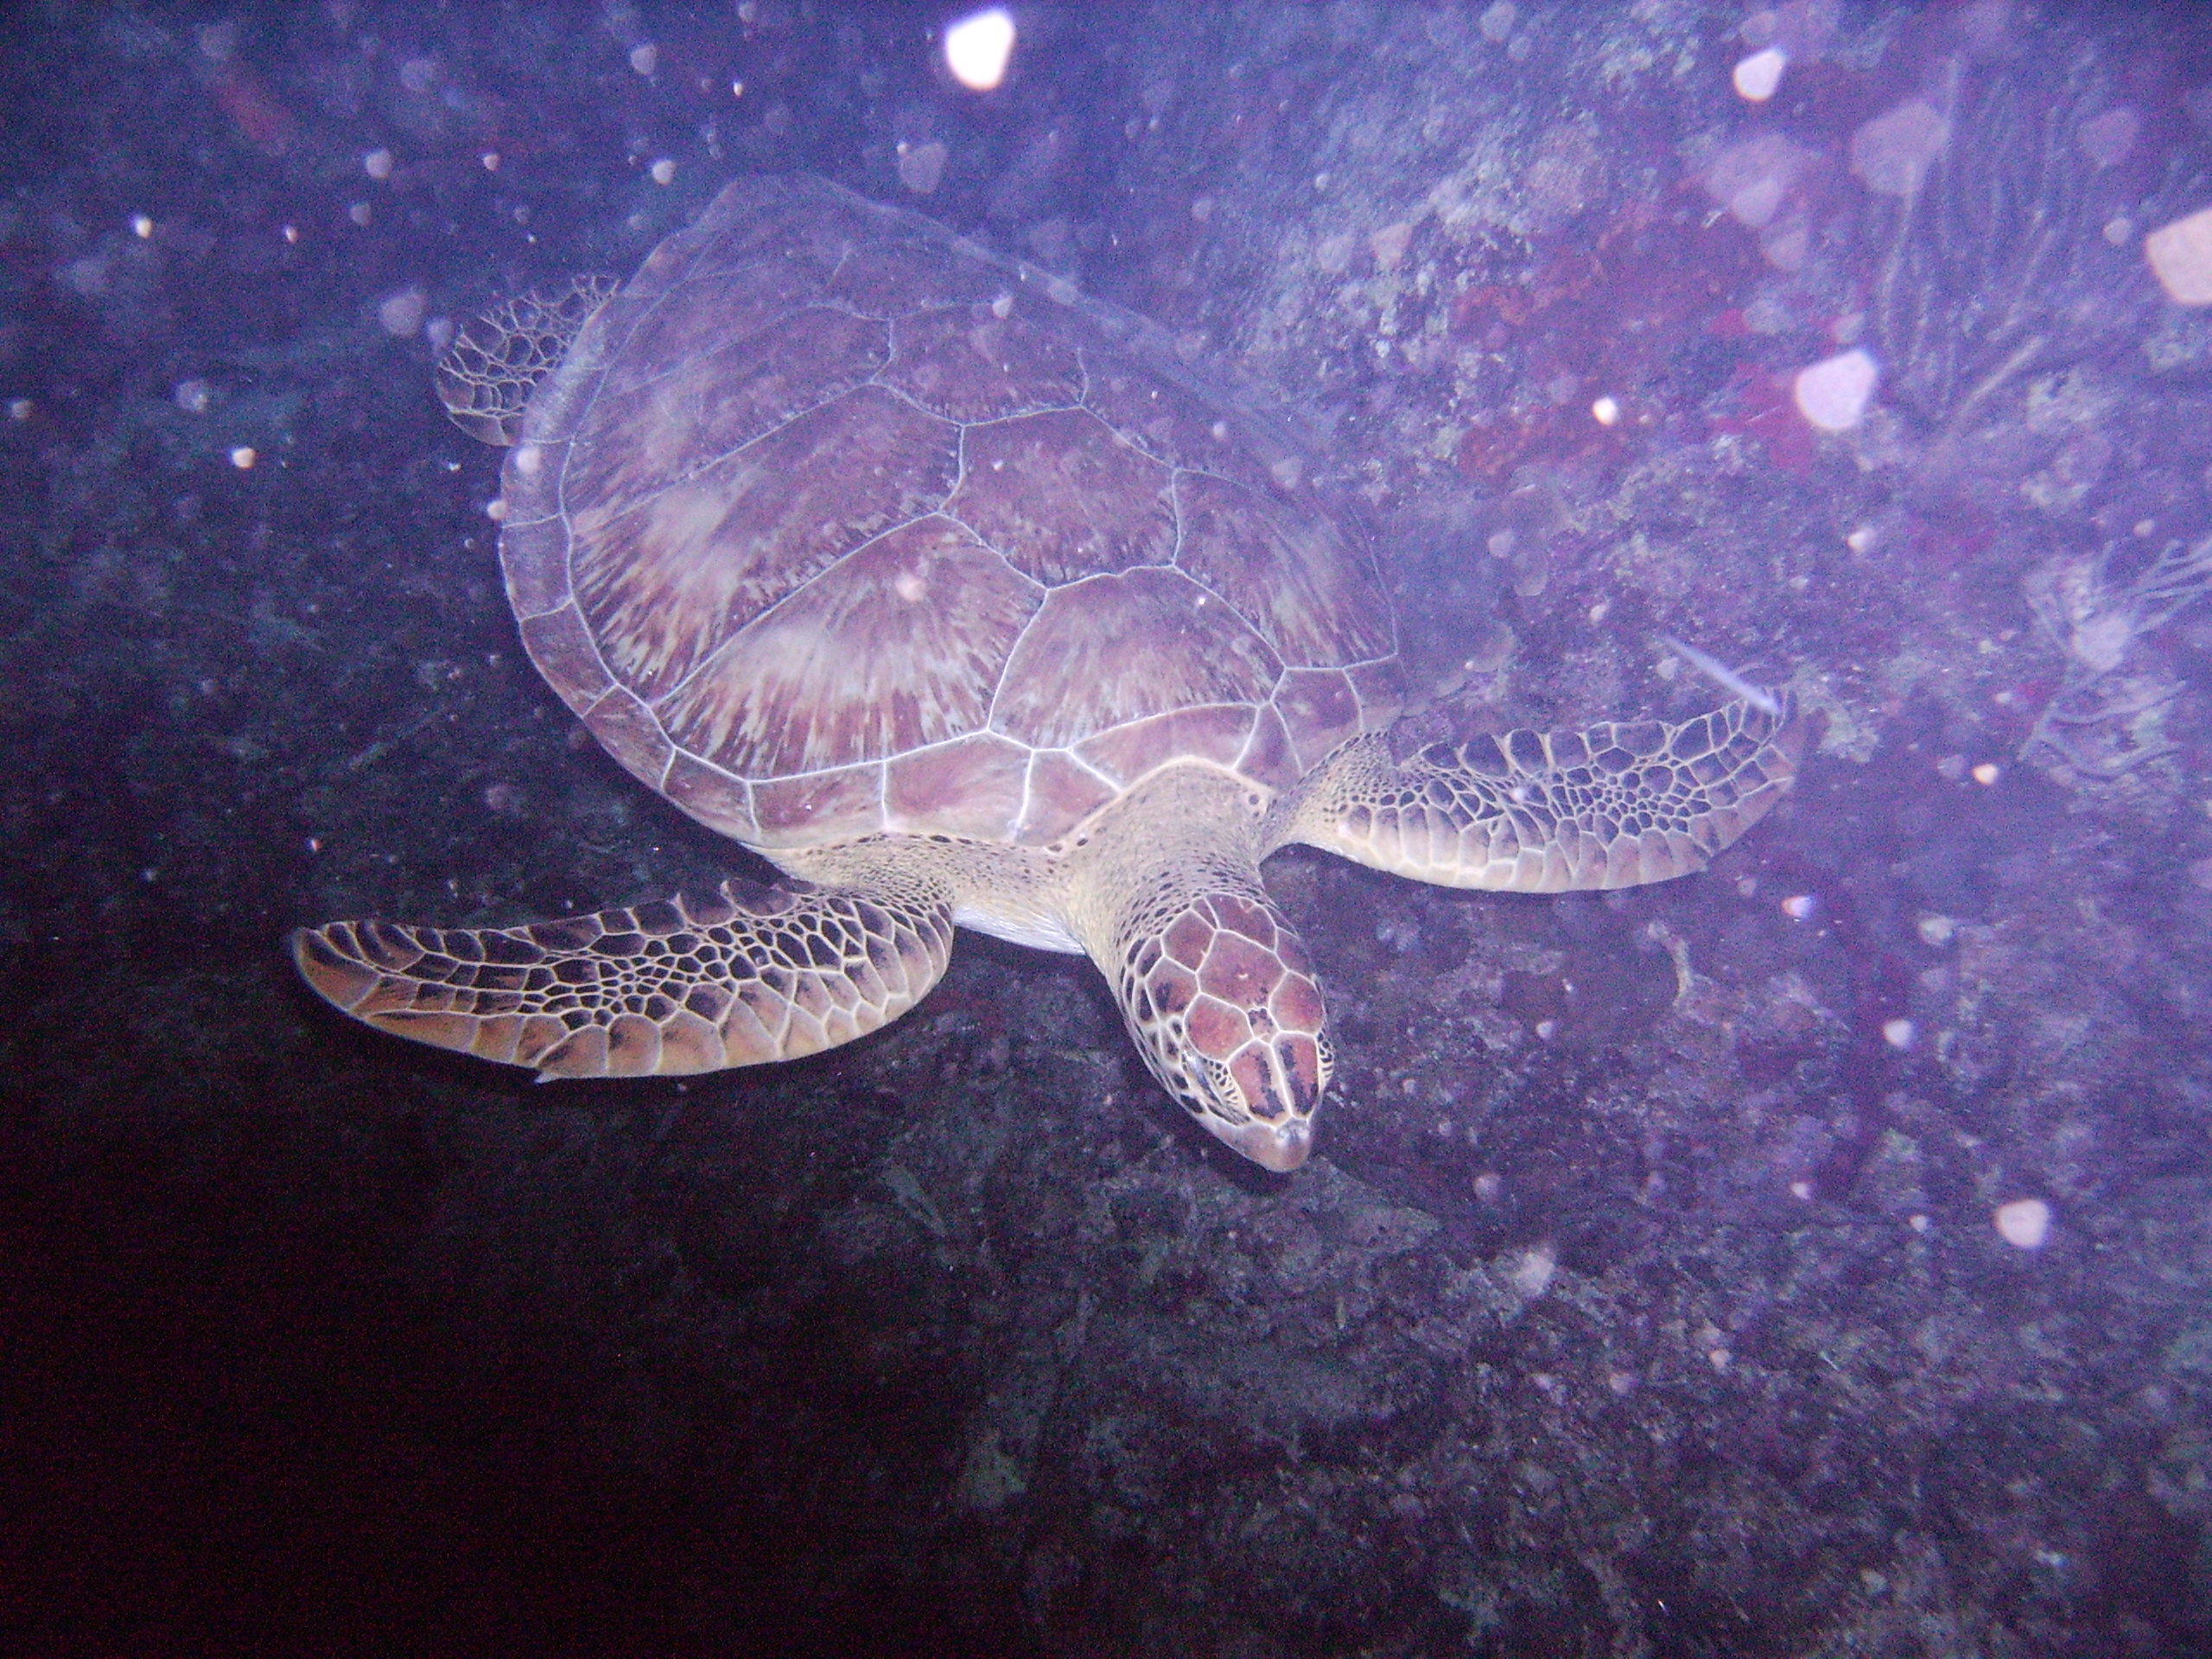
[1846,524,1878,553]
[7,398,31,421]
[364,148,395,181]
[1370,219,1414,271]
[480,150,502,172]
[944,8,1015,91]
[650,158,677,185]
[229,446,257,469]
[1591,394,1621,427]
[377,287,428,337]
[174,378,211,414]
[1732,47,1788,102]
[1473,1172,1504,1204]
[1789,1179,1813,1201]
[629,42,658,76]
[131,213,154,238]
[2077,106,2139,168]
[1916,914,1955,947]
[1882,1018,1916,1051]
[1794,347,1879,432]
[1908,1213,1930,1233]
[485,498,507,521]
[2146,206,2212,306]
[1705,133,1804,229]
[1972,762,2000,785]
[1782,893,1819,920]
[1849,100,1948,197]
[348,202,372,226]
[1509,1243,1557,1299]
[282,224,299,244]
[897,139,948,194]
[1994,1198,2050,1249]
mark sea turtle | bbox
[295,175,1802,1172]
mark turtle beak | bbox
[1211,1110,1313,1172]
[1196,1033,1324,1171]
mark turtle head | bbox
[1116,891,1332,1172]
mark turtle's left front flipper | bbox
[293,874,954,1078]
[1274,696,1804,893]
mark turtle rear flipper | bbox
[1276,695,1805,893]
[294,875,953,1077]
[435,274,621,446]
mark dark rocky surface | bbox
[7,3,2212,1655]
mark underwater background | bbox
[7,3,2212,1654]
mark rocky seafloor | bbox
[7,3,2212,1655]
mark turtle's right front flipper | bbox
[293,875,954,1078]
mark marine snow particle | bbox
[173,378,211,414]
[2146,207,2212,307]
[1849,100,1948,197]
[131,213,153,238]
[1473,1172,1504,1204]
[363,148,394,181]
[2077,107,2139,168]
[629,42,658,77]
[897,140,948,194]
[1916,914,1955,947]
[650,158,677,185]
[1972,762,2000,785]
[1732,47,1787,102]
[1794,347,1879,432]
[1789,1179,1813,1201]
[1479,2,1518,43]
[1509,1243,1556,1299]
[1882,1017,1916,1051]
[1590,394,1621,427]
[1781,893,1818,920]
[1370,220,1414,271]
[944,8,1015,92]
[1994,1198,2051,1249]
[378,287,428,337]
[229,446,257,470]
[1704,132,1805,229]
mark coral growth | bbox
[2021,533,2212,800]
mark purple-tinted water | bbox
[6,4,2212,1654]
